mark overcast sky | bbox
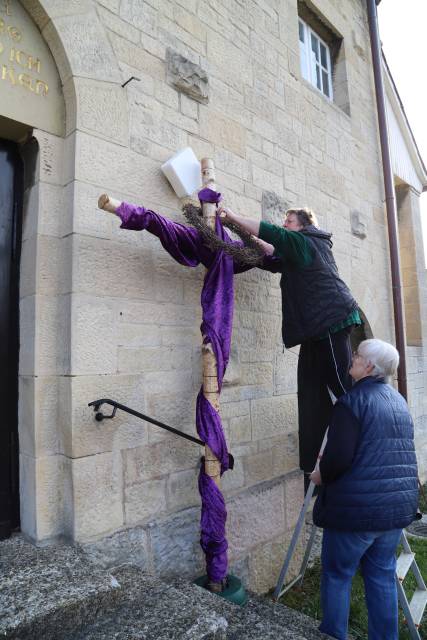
[378,1,427,266]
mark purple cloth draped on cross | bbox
[116,193,279,583]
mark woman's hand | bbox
[252,236,274,256]
[309,469,322,486]
[217,207,261,237]
[217,206,236,224]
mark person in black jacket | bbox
[310,338,419,640]
[218,206,360,478]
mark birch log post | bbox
[98,194,121,214]
[97,185,222,492]
[97,172,228,593]
[200,158,222,489]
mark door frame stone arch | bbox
[13,0,126,542]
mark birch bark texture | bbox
[201,158,222,488]
[96,162,233,589]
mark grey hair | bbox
[358,339,399,379]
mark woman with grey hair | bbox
[310,338,419,640]
[219,205,360,483]
[356,337,400,378]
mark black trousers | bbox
[297,327,353,473]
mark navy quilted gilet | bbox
[313,377,419,531]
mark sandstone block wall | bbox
[16,0,427,592]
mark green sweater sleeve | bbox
[259,221,313,267]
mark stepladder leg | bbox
[273,428,329,600]
[273,478,318,600]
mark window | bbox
[298,18,333,100]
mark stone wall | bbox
[16,0,427,593]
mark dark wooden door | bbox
[0,140,22,539]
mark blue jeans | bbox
[319,528,402,640]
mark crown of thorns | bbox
[182,203,265,266]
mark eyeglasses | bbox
[352,351,370,367]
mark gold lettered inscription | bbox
[7,25,21,41]
[2,62,15,84]
[0,0,63,136]
[0,15,49,96]
[35,79,48,96]
[0,18,20,41]
[10,48,41,72]
[18,71,32,91]
[1,62,49,95]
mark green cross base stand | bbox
[194,574,247,606]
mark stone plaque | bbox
[350,209,367,239]
[0,0,64,135]
[166,48,209,104]
[261,191,288,225]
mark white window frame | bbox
[298,18,333,101]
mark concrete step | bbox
[0,535,333,640]
[169,577,331,640]
[241,592,330,640]
[0,536,123,640]
[70,566,229,640]
[68,568,331,640]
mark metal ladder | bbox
[273,475,317,600]
[396,530,427,639]
[273,431,328,601]
[274,391,335,600]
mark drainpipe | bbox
[366,0,408,400]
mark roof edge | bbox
[382,52,427,190]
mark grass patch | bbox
[280,534,427,639]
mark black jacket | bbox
[279,226,357,347]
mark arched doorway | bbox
[1,0,124,544]
[0,139,23,538]
[0,0,65,539]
